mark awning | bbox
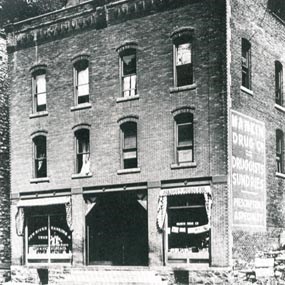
[17,196,70,207]
[16,196,72,236]
[156,186,212,231]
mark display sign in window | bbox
[27,208,72,264]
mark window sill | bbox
[117,168,141,175]
[170,83,197,93]
[30,177,50,184]
[29,111,49,119]
[275,104,285,113]
[240,86,253,96]
[116,94,140,103]
[171,162,197,169]
[276,172,285,179]
[71,173,93,179]
[70,102,92,111]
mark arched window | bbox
[73,55,90,105]
[117,42,138,98]
[241,38,251,90]
[120,121,138,169]
[33,135,47,178]
[276,129,284,173]
[174,112,194,164]
[171,27,194,87]
[275,61,283,106]
[31,65,47,113]
[74,128,90,175]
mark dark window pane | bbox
[34,136,47,178]
[177,64,193,87]
[241,39,251,89]
[178,123,192,146]
[75,129,90,174]
[122,53,136,76]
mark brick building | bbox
[0,32,10,282]
[4,0,285,283]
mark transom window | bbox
[74,59,89,105]
[75,129,90,175]
[121,122,137,169]
[175,113,194,163]
[120,49,137,97]
[33,135,47,178]
[275,61,283,106]
[241,38,251,90]
[276,129,284,173]
[32,70,47,112]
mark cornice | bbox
[6,0,199,52]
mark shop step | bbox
[61,269,167,285]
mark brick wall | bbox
[0,32,11,275]
[231,0,285,262]
[7,0,229,267]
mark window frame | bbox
[31,66,47,114]
[32,134,47,179]
[276,129,284,174]
[74,128,91,175]
[171,27,194,88]
[25,206,72,265]
[120,121,138,170]
[174,112,194,165]
[275,61,283,106]
[241,38,252,90]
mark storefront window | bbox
[26,206,72,264]
[167,194,210,264]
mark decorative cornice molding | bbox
[6,0,197,52]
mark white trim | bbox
[170,83,197,93]
[71,173,93,179]
[275,104,285,113]
[29,111,49,119]
[170,162,197,169]
[117,168,141,175]
[30,177,50,184]
[240,85,253,96]
[70,102,92,111]
[276,172,285,179]
[116,94,140,103]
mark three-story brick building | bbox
[5,0,285,283]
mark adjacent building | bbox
[0,31,10,282]
[4,0,285,282]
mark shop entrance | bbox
[86,191,148,266]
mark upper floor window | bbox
[75,129,90,175]
[32,70,47,113]
[121,121,137,169]
[241,38,251,90]
[276,129,284,173]
[174,40,193,87]
[120,49,137,97]
[175,113,194,164]
[33,135,47,178]
[275,61,283,105]
[73,58,89,105]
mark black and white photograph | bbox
[0,0,284,284]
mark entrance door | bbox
[86,191,148,266]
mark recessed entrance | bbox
[86,191,148,266]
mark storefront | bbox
[157,186,212,265]
[15,196,72,264]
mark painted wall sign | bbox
[231,110,266,230]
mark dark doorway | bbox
[86,191,148,266]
